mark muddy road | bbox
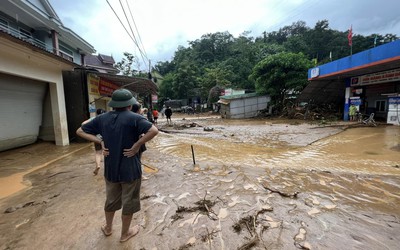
[0,115,399,249]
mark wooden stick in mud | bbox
[263,184,299,198]
[142,162,157,170]
[191,145,196,165]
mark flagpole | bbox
[348,25,353,56]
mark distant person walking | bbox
[146,108,154,123]
[76,89,158,243]
[152,109,159,125]
[165,106,172,125]
[81,108,106,175]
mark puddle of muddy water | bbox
[154,125,399,175]
[0,142,90,199]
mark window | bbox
[19,28,31,39]
[58,41,74,62]
[0,18,8,31]
[376,100,386,112]
[59,42,73,57]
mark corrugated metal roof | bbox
[219,92,260,100]
[85,54,118,74]
[92,72,158,95]
[217,99,230,105]
[0,31,77,67]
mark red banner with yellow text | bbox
[99,78,119,97]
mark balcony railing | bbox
[0,22,74,62]
[59,51,73,62]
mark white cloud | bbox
[49,0,400,69]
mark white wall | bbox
[225,95,270,119]
[0,37,75,147]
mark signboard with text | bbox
[310,67,320,78]
[99,78,119,96]
[349,96,362,106]
[351,68,400,86]
[151,94,158,103]
[88,74,100,96]
[388,96,400,104]
[88,74,119,97]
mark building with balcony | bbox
[0,0,95,152]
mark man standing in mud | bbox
[165,106,172,125]
[76,88,158,243]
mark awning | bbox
[297,80,345,106]
[90,72,158,95]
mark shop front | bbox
[63,69,158,142]
[349,68,400,121]
[87,73,118,116]
[387,95,400,125]
[302,39,400,124]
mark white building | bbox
[0,0,95,151]
[218,93,271,119]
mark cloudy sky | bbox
[49,0,400,70]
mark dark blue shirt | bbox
[82,110,153,182]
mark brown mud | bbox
[0,114,399,249]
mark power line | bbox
[126,0,148,59]
[119,0,149,66]
[266,0,319,32]
[106,0,149,70]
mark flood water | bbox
[0,143,90,199]
[155,121,399,175]
[148,120,400,249]
[0,117,399,249]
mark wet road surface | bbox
[0,116,399,249]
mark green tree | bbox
[201,66,233,90]
[158,73,176,100]
[154,60,175,76]
[114,52,140,76]
[250,52,312,109]
[173,62,199,99]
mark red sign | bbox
[151,94,158,103]
[99,78,119,96]
[351,68,400,86]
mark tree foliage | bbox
[115,20,398,107]
[251,52,312,107]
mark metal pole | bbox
[191,145,196,165]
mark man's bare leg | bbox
[101,211,115,236]
[120,214,139,242]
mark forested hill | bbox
[120,20,398,107]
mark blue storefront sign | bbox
[349,97,362,106]
[388,96,400,104]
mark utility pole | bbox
[148,59,153,112]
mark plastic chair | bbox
[362,113,377,126]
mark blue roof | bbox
[308,39,400,79]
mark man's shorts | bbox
[104,179,141,215]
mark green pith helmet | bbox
[108,88,138,108]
